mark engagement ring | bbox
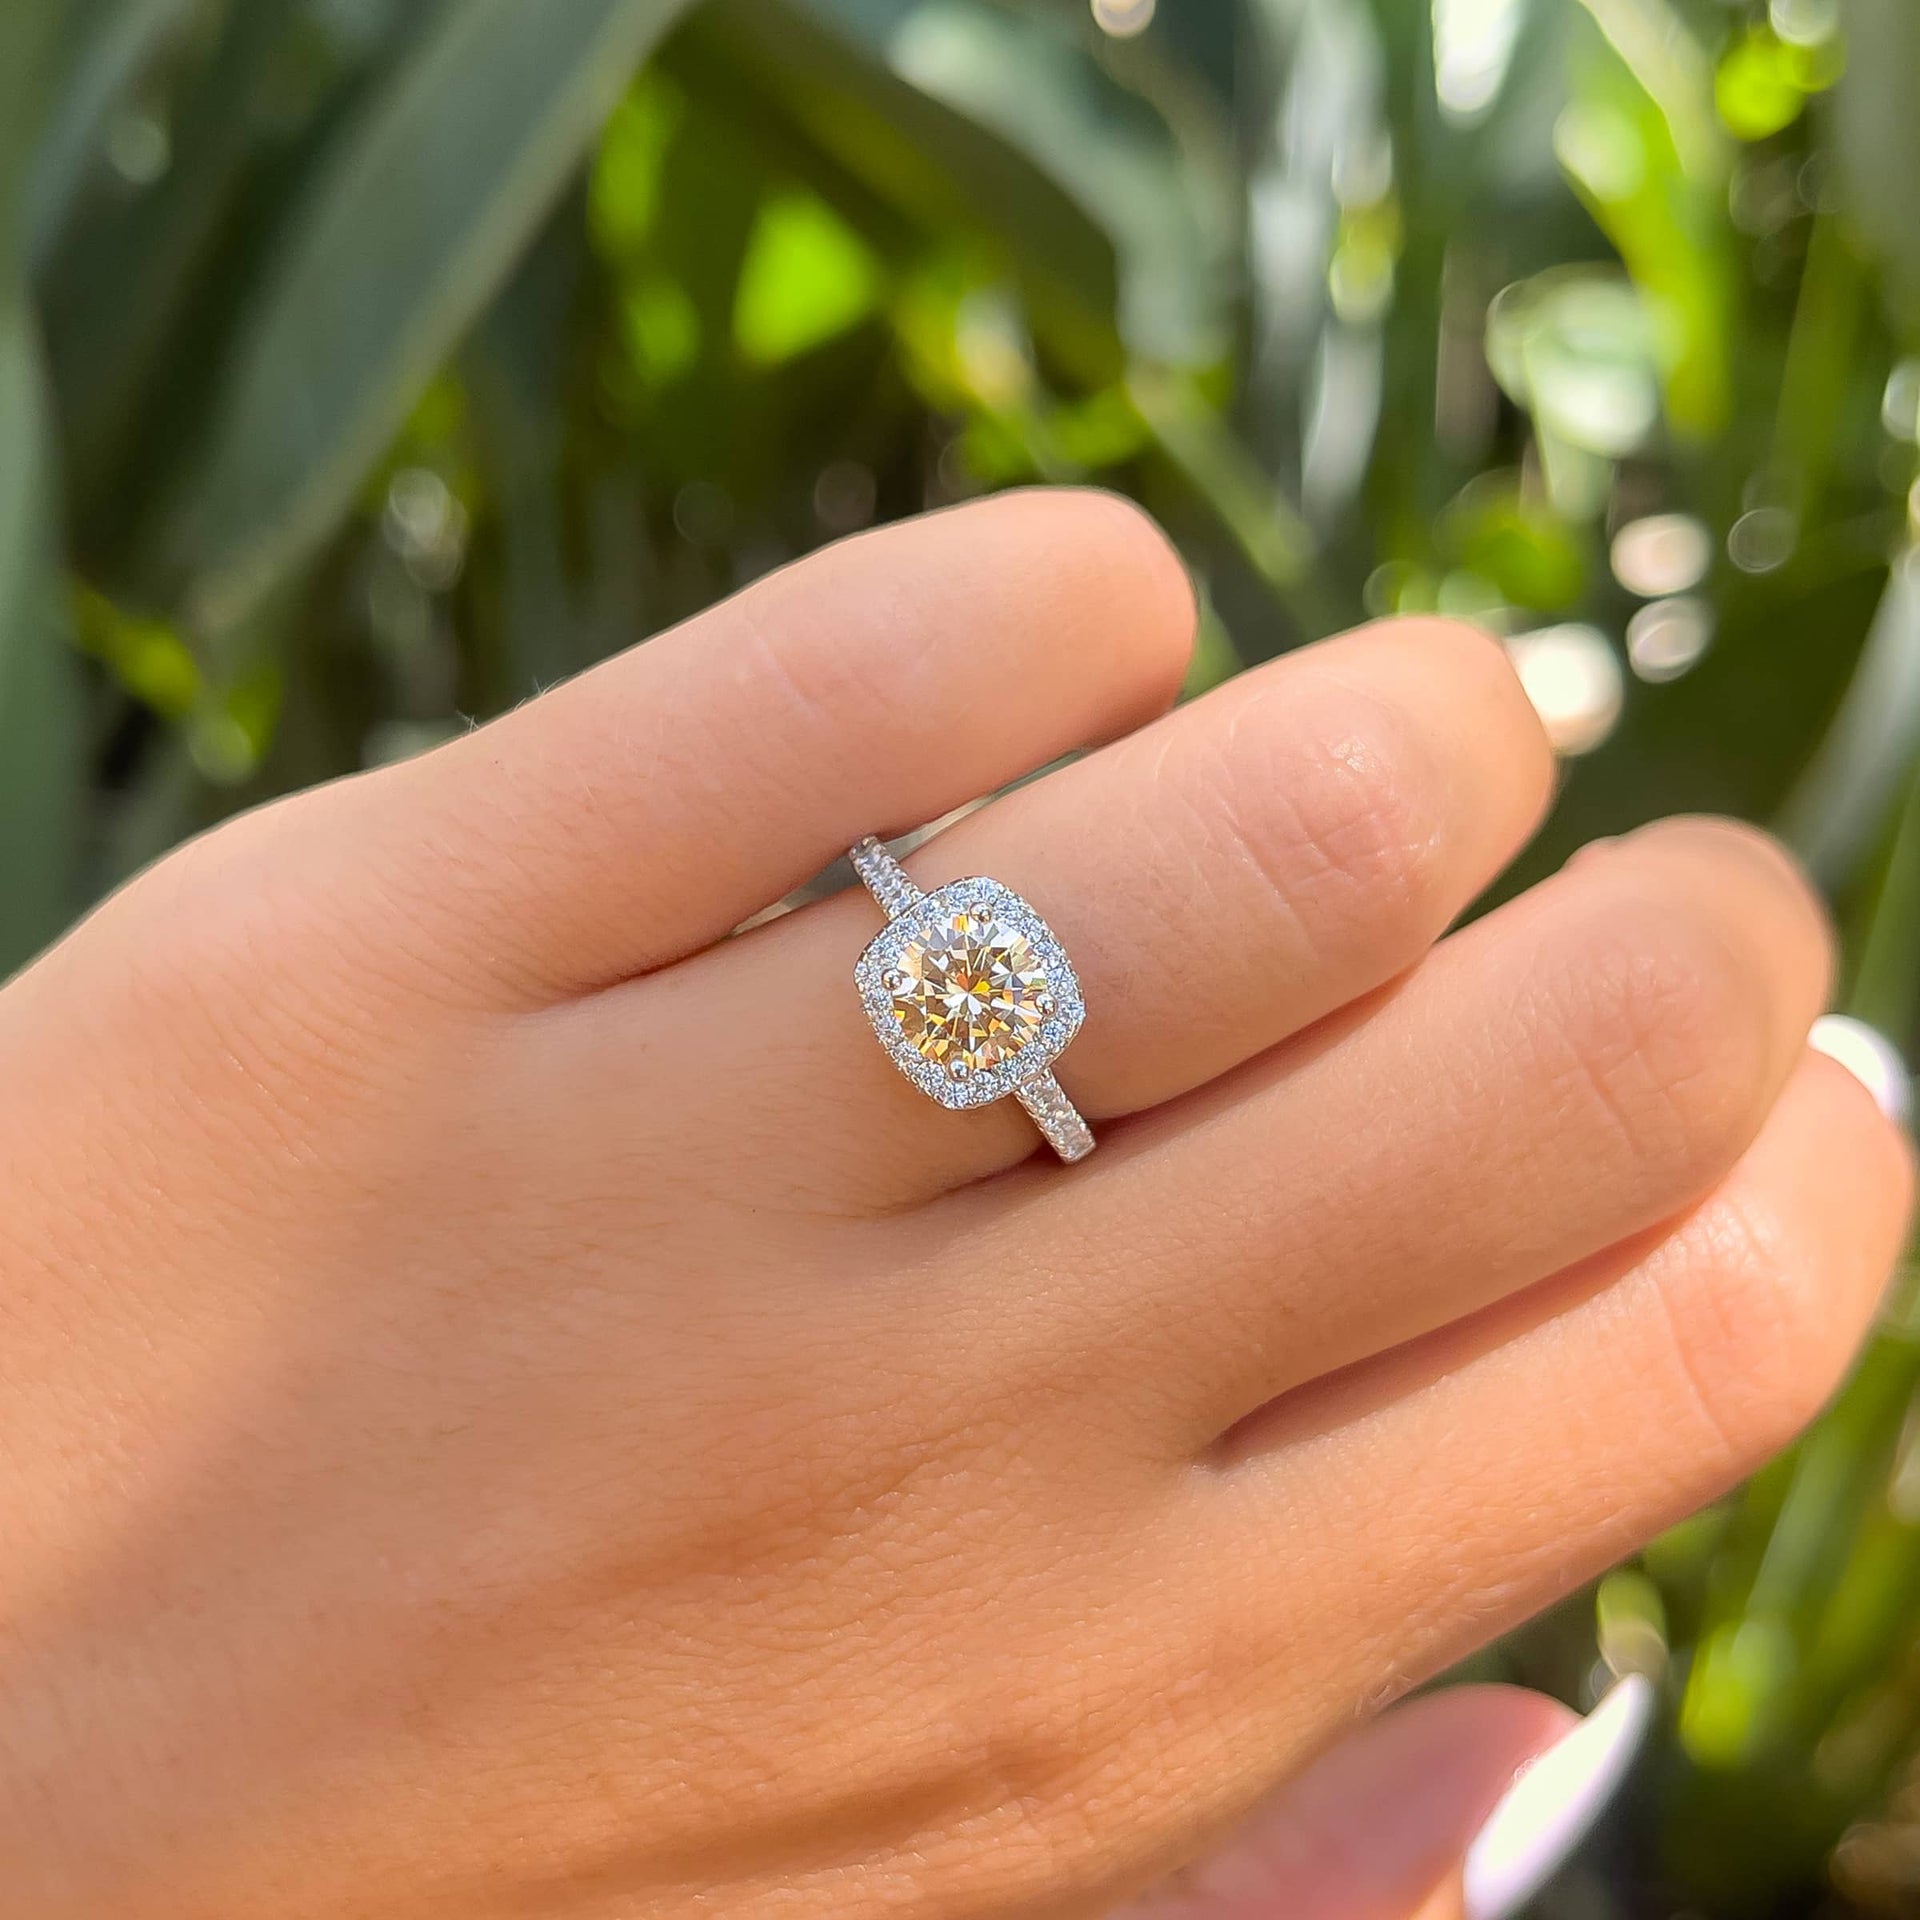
[850,836,1094,1163]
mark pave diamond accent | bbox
[849,836,924,921]
[1014,1071,1096,1163]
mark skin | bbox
[0,489,1907,1918]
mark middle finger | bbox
[1002,815,1833,1442]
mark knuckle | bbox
[924,1626,1218,1907]
[1535,898,1777,1188]
[1209,679,1455,963]
[112,816,293,994]
[734,599,894,750]
[1652,1193,1849,1466]
[96,816,407,1120]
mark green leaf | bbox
[687,0,1236,381]
[1556,22,1736,440]
[0,0,78,259]
[146,0,701,635]
[734,187,882,366]
[1485,265,1663,508]
[41,0,309,541]
[1127,366,1335,636]
[0,294,86,975]
[462,206,600,701]
[23,0,193,269]
[1568,0,1721,181]
[1846,741,1920,1050]
[0,2,88,968]
[1837,0,1920,337]
[1780,550,1920,888]
[588,79,682,261]
[686,0,1120,380]
[1715,26,1810,142]
[866,0,1235,367]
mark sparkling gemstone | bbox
[888,907,1053,1076]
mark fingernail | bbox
[1810,1015,1913,1127]
[1461,1673,1654,1920]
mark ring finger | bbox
[538,617,1555,1210]
[1202,1048,1910,1749]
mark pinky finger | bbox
[1209,1048,1912,1795]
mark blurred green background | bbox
[3,0,1920,1910]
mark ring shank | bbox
[849,837,1096,1165]
[848,835,925,922]
[1013,1071,1096,1163]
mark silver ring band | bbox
[850,837,1095,1165]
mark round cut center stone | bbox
[888,908,1053,1079]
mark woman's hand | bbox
[0,492,1906,1917]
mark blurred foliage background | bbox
[3,0,1920,1910]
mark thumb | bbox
[1114,1675,1652,1920]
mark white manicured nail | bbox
[1810,1015,1912,1127]
[1462,1673,1654,1920]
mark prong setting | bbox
[854,875,1086,1112]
